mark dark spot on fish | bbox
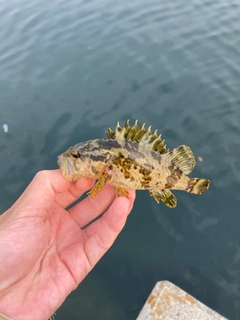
[186,178,199,193]
[124,141,146,159]
[166,174,178,187]
[139,167,152,188]
[144,162,154,170]
[91,166,98,174]
[112,154,138,181]
[175,168,183,179]
[141,179,151,188]
[166,162,181,187]
[125,173,131,179]
[139,167,151,177]
[90,155,107,162]
[123,158,132,170]
[88,147,99,153]
[168,162,182,179]
[98,139,122,150]
[168,163,175,173]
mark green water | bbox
[1,0,240,319]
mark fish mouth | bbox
[57,155,74,182]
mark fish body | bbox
[58,121,210,208]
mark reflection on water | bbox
[1,0,240,319]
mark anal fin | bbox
[150,190,177,208]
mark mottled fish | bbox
[57,120,210,208]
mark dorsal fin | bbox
[106,120,168,154]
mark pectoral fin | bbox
[150,190,177,208]
[88,173,109,198]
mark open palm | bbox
[0,170,135,320]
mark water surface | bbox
[1,0,240,319]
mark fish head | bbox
[57,140,108,182]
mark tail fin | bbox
[186,178,210,194]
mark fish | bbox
[57,120,210,208]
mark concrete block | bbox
[137,281,228,320]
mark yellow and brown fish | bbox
[57,120,210,208]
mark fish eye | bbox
[70,151,81,158]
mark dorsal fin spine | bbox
[124,120,131,138]
[127,120,138,140]
[106,120,168,155]
[134,123,146,142]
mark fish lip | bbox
[57,155,74,181]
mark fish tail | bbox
[186,178,210,194]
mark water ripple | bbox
[1,0,240,319]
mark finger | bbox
[82,190,136,268]
[55,177,95,208]
[68,183,116,228]
[83,189,135,238]
[10,170,70,215]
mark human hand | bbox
[0,170,135,320]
